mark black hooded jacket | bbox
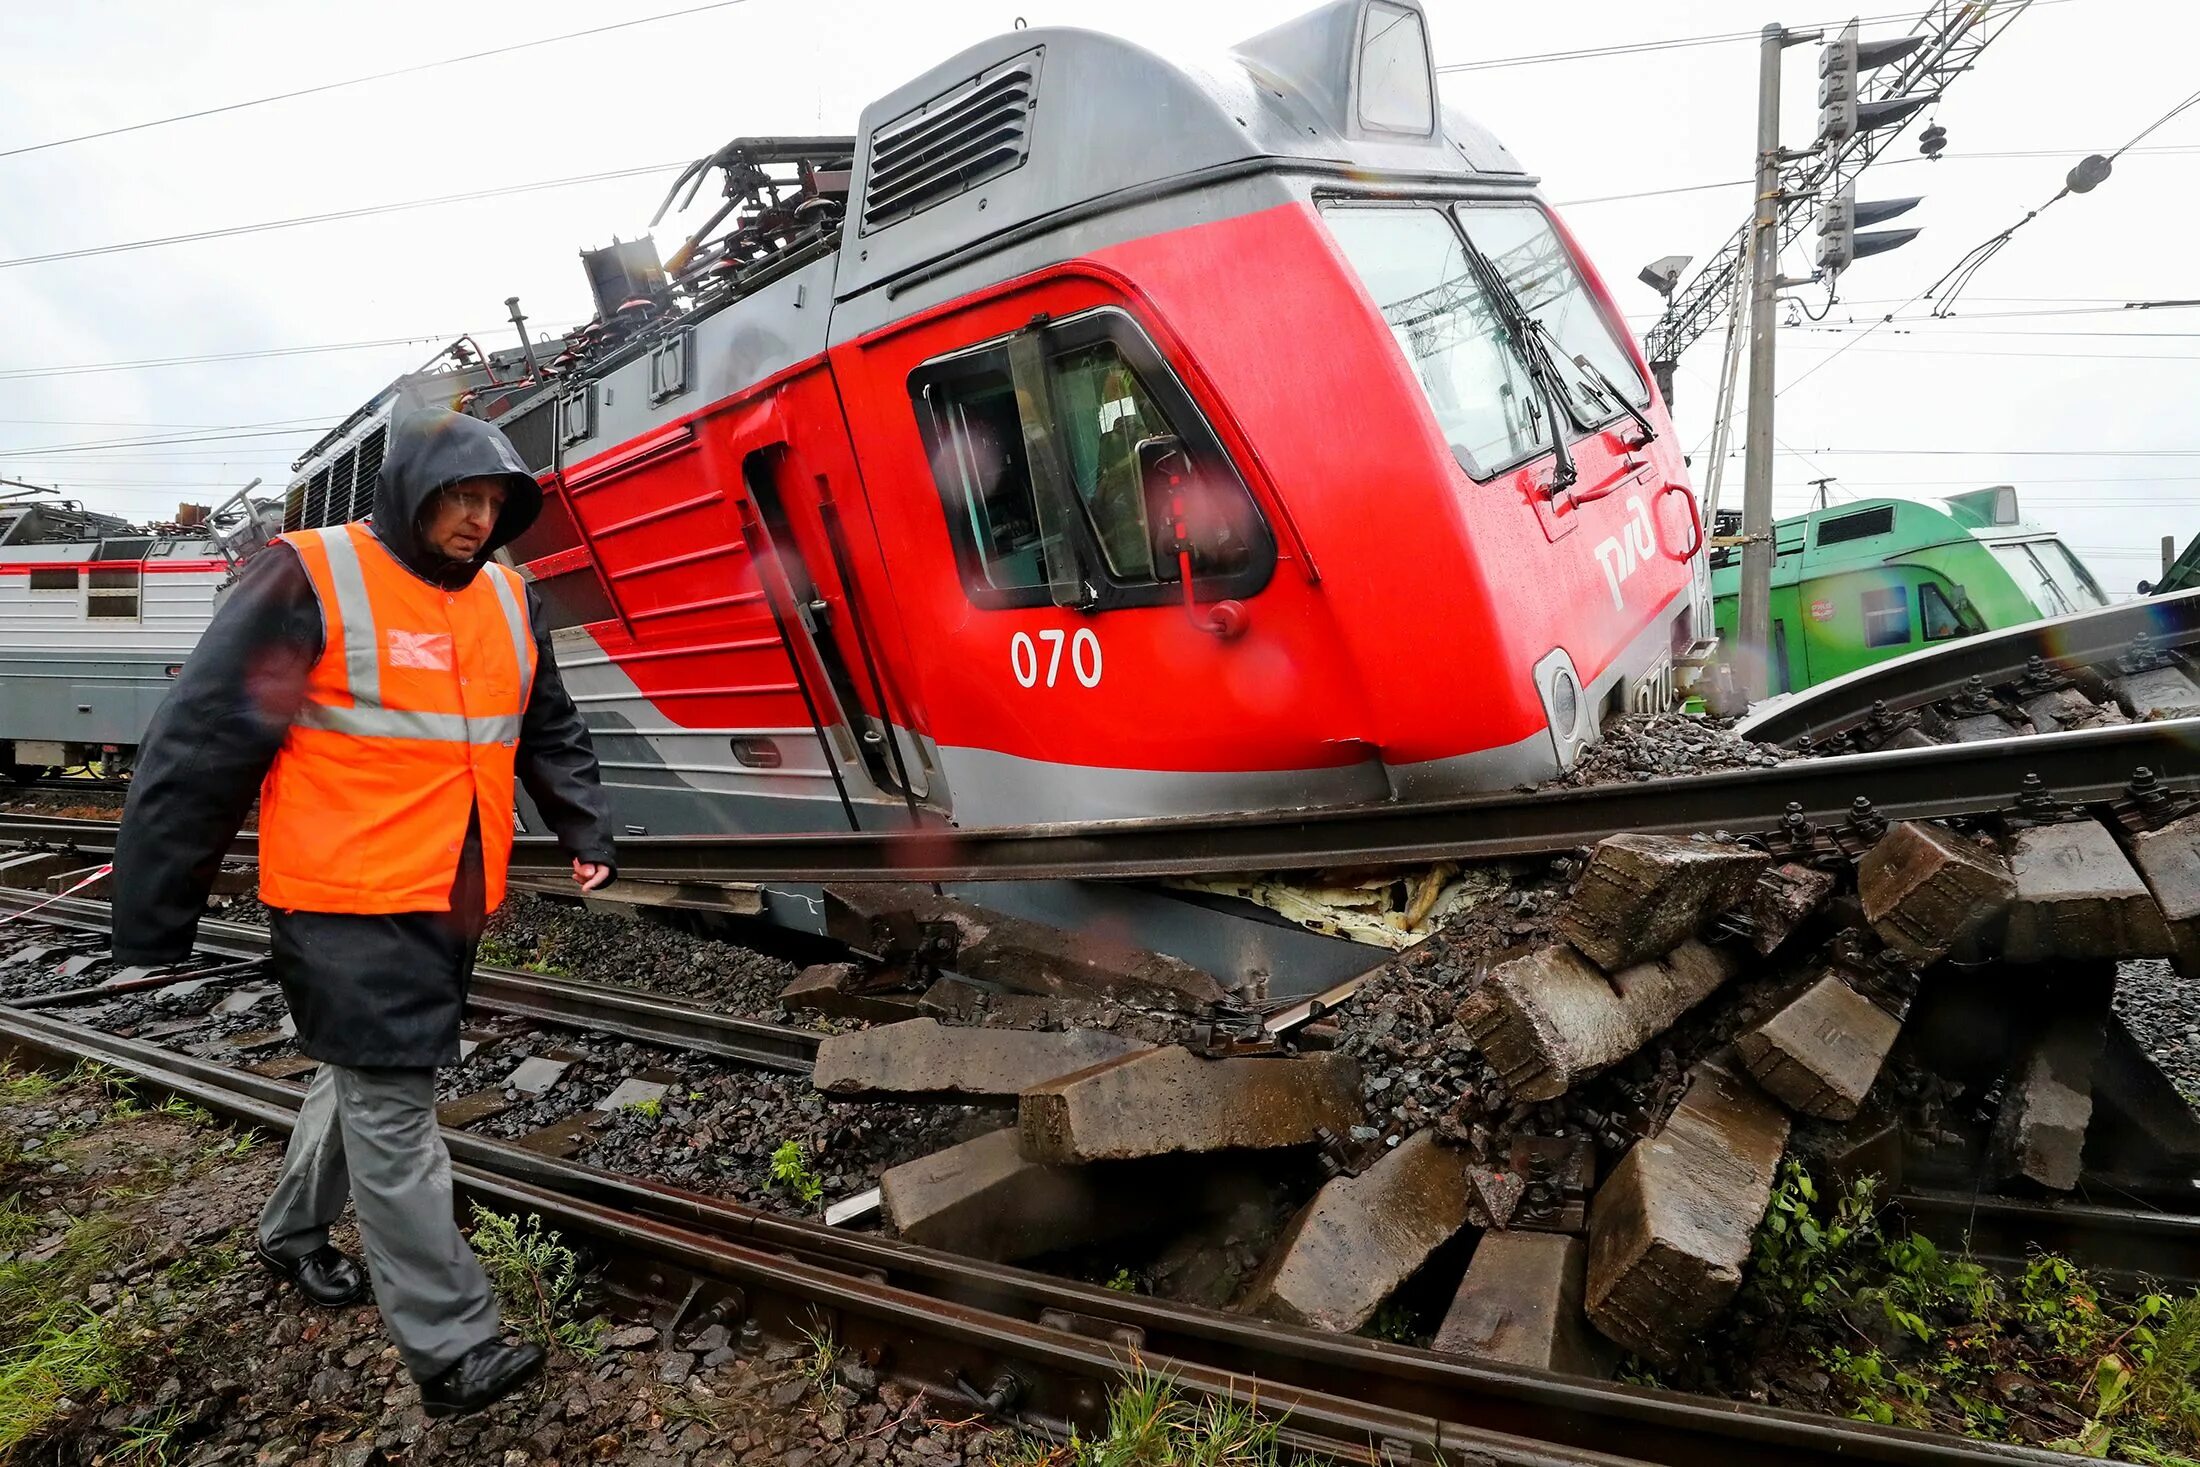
[113,410,616,1064]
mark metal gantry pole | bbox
[1737,22,1788,704]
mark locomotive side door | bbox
[825,279,1371,826]
[722,375,936,824]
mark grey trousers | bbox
[258,1064,501,1381]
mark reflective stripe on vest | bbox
[305,525,532,747]
[259,523,538,916]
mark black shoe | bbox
[254,1241,369,1307]
[419,1339,545,1420]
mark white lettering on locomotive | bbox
[1591,496,1659,611]
[1011,628,1103,689]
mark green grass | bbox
[993,1363,1291,1466]
[1687,1160,2200,1462]
[0,1080,264,1462]
[466,1204,604,1356]
[797,1316,842,1392]
[0,1212,134,1458]
[0,1199,38,1256]
[476,933,567,977]
[0,1304,127,1458]
[0,1069,56,1104]
[110,1404,191,1465]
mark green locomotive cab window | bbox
[1920,582,1967,641]
[1861,584,1912,649]
[2032,538,2109,609]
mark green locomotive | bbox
[1708,487,2109,694]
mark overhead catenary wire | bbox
[1435,0,2087,73]
[1554,145,2200,209]
[1925,86,2200,318]
[0,164,678,272]
[0,1,760,162]
[0,427,334,461]
[0,322,584,382]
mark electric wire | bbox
[1435,0,2087,73]
[1924,86,2200,316]
[0,1,760,162]
[0,164,678,272]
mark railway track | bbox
[3,884,2196,1457]
[0,888,819,1074]
[1,713,2197,885]
[0,952,2096,1467]
[1742,586,2200,750]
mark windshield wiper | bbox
[1561,341,1659,448]
[1455,236,1577,494]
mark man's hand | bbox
[571,860,612,892]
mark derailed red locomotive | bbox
[281,0,1710,985]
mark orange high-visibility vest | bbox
[258,523,538,915]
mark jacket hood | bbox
[372,409,542,586]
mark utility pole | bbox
[1738,24,1804,704]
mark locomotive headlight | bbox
[1532,648,1590,773]
[1549,668,1580,738]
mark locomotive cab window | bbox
[1861,584,1911,648]
[1452,204,1650,422]
[1322,205,1549,479]
[1920,582,1969,642]
[910,310,1273,611]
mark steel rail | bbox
[0,890,820,1074]
[0,1003,2071,1467]
[1899,1189,2200,1293]
[5,718,2198,884]
[0,1010,1549,1467]
[1739,587,2200,748]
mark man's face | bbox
[422,477,507,562]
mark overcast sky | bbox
[2,0,2189,592]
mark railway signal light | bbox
[1815,184,1922,274]
[1817,20,1932,147]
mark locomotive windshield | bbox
[1453,204,1650,417]
[1322,202,1647,481]
[1322,206,1551,479]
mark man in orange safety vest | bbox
[116,409,617,1418]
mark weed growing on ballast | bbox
[0,1210,134,1456]
[770,1140,824,1205]
[991,1361,1291,1465]
[149,1097,211,1127]
[0,1067,56,1104]
[1648,1160,2200,1461]
[797,1315,842,1391]
[111,1402,191,1465]
[465,1204,605,1356]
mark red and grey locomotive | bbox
[280,0,1710,988]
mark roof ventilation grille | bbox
[860,51,1040,235]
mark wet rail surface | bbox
[0,888,820,1073]
[3,713,2199,882]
